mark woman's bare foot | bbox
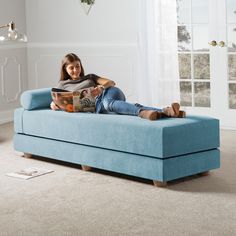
[139,110,162,121]
[162,103,180,117]
[162,103,186,118]
[178,110,186,118]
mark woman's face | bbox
[66,61,82,80]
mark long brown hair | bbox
[60,53,85,81]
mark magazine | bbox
[6,167,54,180]
[51,87,96,112]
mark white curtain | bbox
[137,0,180,107]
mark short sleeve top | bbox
[56,74,100,92]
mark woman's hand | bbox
[91,85,104,97]
[50,101,59,110]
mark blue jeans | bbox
[95,87,162,116]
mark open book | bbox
[51,87,96,112]
[6,167,54,180]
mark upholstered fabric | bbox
[14,134,220,182]
[14,108,219,159]
[20,88,52,110]
[14,88,221,182]
[14,108,24,133]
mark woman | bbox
[50,53,185,120]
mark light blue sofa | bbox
[14,88,220,187]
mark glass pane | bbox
[194,82,210,107]
[192,0,209,24]
[176,0,191,24]
[179,54,191,79]
[227,0,236,23]
[178,26,191,51]
[228,55,236,80]
[229,83,236,109]
[227,25,236,52]
[193,25,209,51]
[194,54,210,80]
[180,81,192,106]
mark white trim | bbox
[0,43,27,50]
[0,109,14,124]
[221,126,236,130]
[26,42,137,49]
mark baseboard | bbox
[0,109,14,124]
[221,126,236,131]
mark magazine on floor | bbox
[6,167,54,180]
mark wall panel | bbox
[27,43,138,101]
[0,47,27,124]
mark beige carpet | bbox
[0,122,236,236]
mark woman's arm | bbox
[96,77,116,89]
[91,77,116,97]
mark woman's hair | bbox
[60,53,85,81]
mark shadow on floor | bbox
[23,154,231,194]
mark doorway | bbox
[177,0,236,128]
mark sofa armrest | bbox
[20,88,52,110]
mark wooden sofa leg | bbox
[198,171,210,176]
[153,180,167,187]
[81,165,92,171]
[23,153,32,158]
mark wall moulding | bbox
[0,44,27,50]
[1,57,22,103]
[26,42,137,49]
[27,44,138,102]
[0,110,14,124]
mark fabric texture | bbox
[15,108,220,159]
[20,88,52,110]
[14,133,220,182]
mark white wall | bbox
[0,0,28,124]
[26,0,137,44]
[26,0,138,100]
[0,0,139,124]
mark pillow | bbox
[51,87,96,112]
[20,88,52,110]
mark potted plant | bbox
[81,0,95,5]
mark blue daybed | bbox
[14,88,220,187]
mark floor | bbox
[0,122,236,236]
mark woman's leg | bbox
[95,87,187,119]
[134,103,162,112]
[96,87,163,119]
[96,87,140,116]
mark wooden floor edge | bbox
[23,153,33,158]
[198,171,210,176]
[153,180,167,187]
[81,165,92,171]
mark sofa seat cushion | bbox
[14,108,219,159]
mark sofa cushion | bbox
[14,108,220,159]
[20,88,52,110]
